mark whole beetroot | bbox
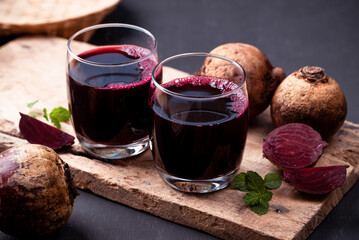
[201,42,285,118]
[0,144,78,237]
[271,66,347,139]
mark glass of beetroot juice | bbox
[66,24,158,159]
[150,53,248,193]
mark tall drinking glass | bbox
[150,53,248,193]
[67,24,158,159]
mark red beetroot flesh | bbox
[263,123,328,169]
[19,113,75,150]
[283,165,349,194]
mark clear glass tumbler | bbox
[150,53,248,193]
[66,24,158,159]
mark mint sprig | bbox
[49,107,71,129]
[26,101,71,129]
[27,100,39,110]
[43,108,49,121]
[27,100,39,118]
[233,171,282,215]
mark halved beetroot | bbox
[283,165,349,194]
[19,113,75,150]
[263,123,328,169]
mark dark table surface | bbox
[1,0,359,239]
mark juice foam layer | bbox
[158,75,248,116]
[76,45,157,90]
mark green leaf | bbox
[264,173,282,190]
[233,172,248,191]
[242,192,260,205]
[259,190,273,202]
[27,100,39,109]
[50,107,70,122]
[29,113,36,118]
[250,201,270,215]
[233,171,279,215]
[51,117,61,129]
[43,108,49,121]
[49,107,71,129]
[245,171,265,192]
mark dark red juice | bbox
[67,45,157,145]
[151,76,248,180]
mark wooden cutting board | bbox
[0,37,358,240]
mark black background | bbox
[1,0,359,239]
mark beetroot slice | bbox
[19,113,75,150]
[283,165,349,194]
[263,123,328,169]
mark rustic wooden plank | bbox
[0,37,358,240]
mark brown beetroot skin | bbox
[201,42,285,118]
[271,66,347,139]
[0,144,78,237]
[283,165,349,194]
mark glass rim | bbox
[151,52,247,100]
[67,23,157,67]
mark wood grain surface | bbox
[0,0,122,39]
[0,37,358,240]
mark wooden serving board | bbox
[1,37,359,240]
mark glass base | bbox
[78,135,149,160]
[157,169,238,193]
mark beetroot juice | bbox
[67,45,157,145]
[150,76,248,181]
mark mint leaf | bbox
[49,107,70,129]
[264,173,282,190]
[232,172,248,191]
[50,107,70,122]
[43,108,49,121]
[25,102,70,129]
[27,100,39,109]
[245,171,265,192]
[259,190,273,202]
[242,192,260,205]
[51,117,61,129]
[233,171,281,215]
[250,201,269,215]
